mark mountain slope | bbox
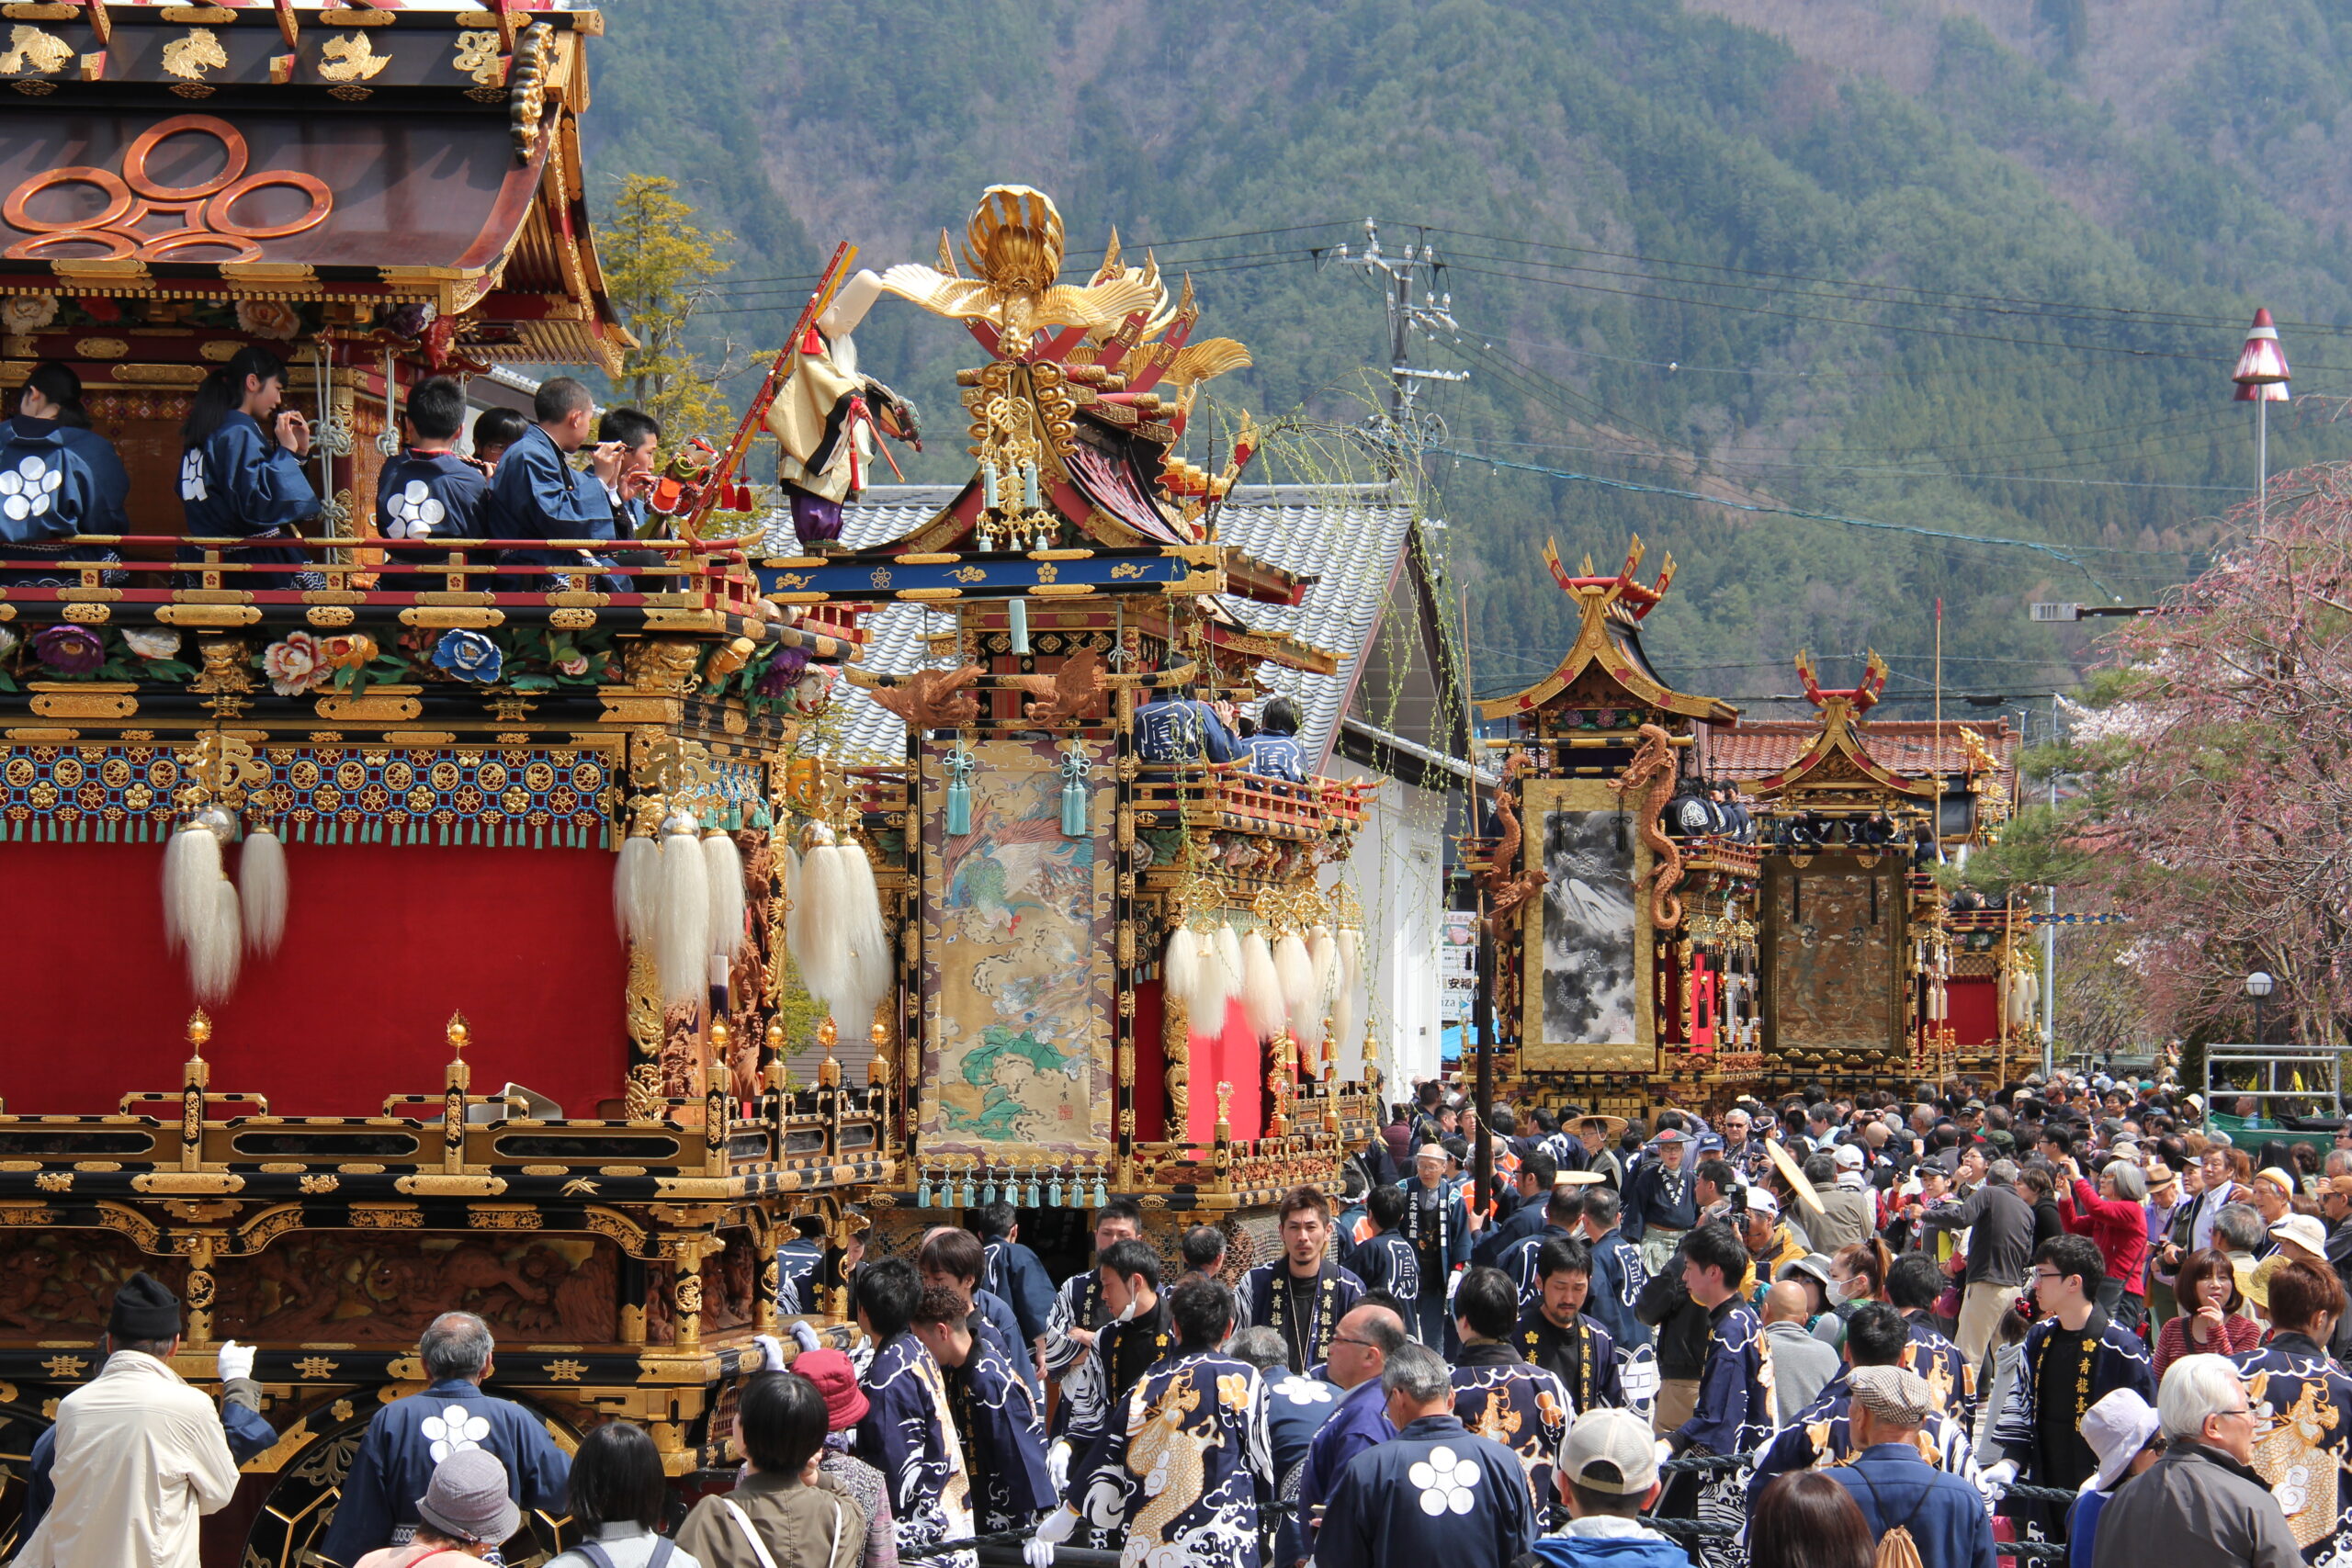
[581,0,2352,718]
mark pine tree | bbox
[604,175,736,446]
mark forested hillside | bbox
[579,0,2352,720]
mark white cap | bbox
[1745,1189,1781,1219]
[1833,1144,1865,1170]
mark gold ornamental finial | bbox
[818,1015,841,1089]
[868,1016,893,1088]
[1216,1080,1233,1122]
[445,1011,472,1092]
[183,1009,212,1090]
[765,1018,786,1054]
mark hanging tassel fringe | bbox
[1333,926,1364,1077]
[796,828,850,1014]
[654,812,710,1006]
[1164,927,1201,1025]
[1209,923,1242,1027]
[615,831,659,943]
[832,837,893,1040]
[703,829,747,962]
[782,841,808,980]
[164,821,242,1001]
[163,821,222,955]
[240,825,288,955]
[1274,930,1316,1047]
[1240,928,1285,1041]
[1300,924,1338,1052]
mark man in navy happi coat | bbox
[374,374,486,591]
[854,1259,977,1564]
[1243,1187,1366,1374]
[1452,1267,1575,1523]
[1984,1237,2155,1541]
[1577,1190,1653,1372]
[1314,1341,1534,1568]
[1026,1278,1274,1568]
[1398,1145,1472,1348]
[1351,1184,1424,1303]
[1746,1303,1979,1513]
[1827,1365,1998,1568]
[1296,1299,1409,1563]
[482,375,627,591]
[979,1201,1057,1371]
[1496,1184,1591,1309]
[911,1284,1055,1535]
[1515,1237,1628,1416]
[1663,1223,1771,1568]
[317,1313,571,1565]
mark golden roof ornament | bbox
[876,186,1163,357]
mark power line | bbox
[1436,259,2352,372]
[1428,444,2129,596]
[1416,223,2352,340]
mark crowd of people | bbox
[21,1071,2346,1568]
[0,355,683,592]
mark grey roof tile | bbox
[788,485,1415,769]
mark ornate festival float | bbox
[1703,652,2031,1092]
[0,5,888,1562]
[1466,538,1764,1121]
[749,182,1392,1277]
[1471,550,2030,1116]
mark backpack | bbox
[1854,1472,1930,1568]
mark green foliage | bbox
[604,175,738,445]
[578,0,2352,715]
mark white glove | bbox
[1046,1438,1072,1495]
[1024,1506,1077,1568]
[216,1340,254,1382]
[1654,1438,1675,1468]
[752,1334,788,1372]
[790,1320,824,1355]
[1978,1460,2018,1497]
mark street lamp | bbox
[2247,969,2275,1045]
[2232,310,2290,528]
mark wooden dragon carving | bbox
[1611,722,1685,930]
[858,664,984,729]
[1002,646,1106,724]
[1479,760,1548,931]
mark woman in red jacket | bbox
[2154,1247,2264,1381]
[2059,1154,2152,1332]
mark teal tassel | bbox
[918,1173,933,1207]
[980,1176,996,1207]
[1058,747,1089,838]
[1048,1173,1062,1207]
[961,1174,978,1207]
[1091,1173,1109,1206]
[944,745,975,837]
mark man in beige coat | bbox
[15,1273,242,1568]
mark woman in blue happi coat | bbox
[175,345,322,590]
[0,362,126,585]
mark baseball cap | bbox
[1833,1144,1865,1170]
[2255,1167,2297,1195]
[1744,1189,1781,1219]
[1561,1407,1660,1495]
[2082,1388,2162,1494]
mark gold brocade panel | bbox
[1764,855,1904,1056]
[1518,778,1653,1073]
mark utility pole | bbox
[2043,692,2059,1077]
[1327,221,1490,1200]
